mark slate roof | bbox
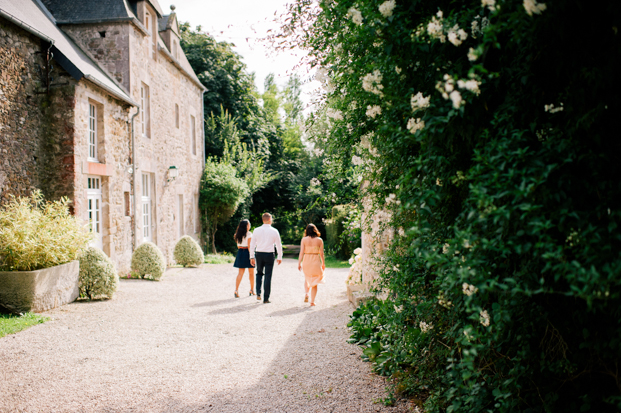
[0,0,136,106]
[40,0,134,23]
[40,0,163,22]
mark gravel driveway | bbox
[0,258,410,412]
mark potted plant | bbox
[0,191,92,314]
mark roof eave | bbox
[158,44,207,92]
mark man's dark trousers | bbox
[255,252,275,302]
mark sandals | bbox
[310,303,316,307]
[234,291,239,298]
[249,291,255,296]
[304,295,309,303]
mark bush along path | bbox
[0,259,411,412]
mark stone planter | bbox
[0,261,79,314]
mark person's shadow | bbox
[191,298,236,308]
[265,306,313,317]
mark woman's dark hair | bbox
[305,224,321,238]
[234,219,250,244]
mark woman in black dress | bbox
[233,219,255,298]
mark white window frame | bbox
[88,103,97,161]
[141,83,150,138]
[87,176,103,250]
[142,173,152,242]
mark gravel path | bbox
[0,259,410,412]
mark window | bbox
[178,194,184,238]
[124,191,130,217]
[141,83,150,138]
[175,104,179,128]
[87,176,103,250]
[191,115,196,155]
[141,173,152,242]
[88,103,97,160]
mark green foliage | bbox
[200,159,249,253]
[279,0,621,411]
[323,254,350,269]
[78,247,118,300]
[0,312,49,338]
[203,253,236,265]
[326,205,361,259]
[174,236,204,267]
[0,191,92,271]
[130,242,166,281]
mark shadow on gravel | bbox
[265,306,313,317]
[191,298,238,308]
[206,302,262,315]
[103,302,409,413]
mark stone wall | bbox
[129,24,204,263]
[61,23,132,91]
[72,81,133,270]
[0,17,77,206]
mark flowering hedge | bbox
[278,0,621,411]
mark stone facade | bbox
[0,0,205,272]
[0,17,79,205]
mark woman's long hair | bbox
[305,223,321,238]
[234,219,250,244]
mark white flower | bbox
[378,0,396,18]
[394,305,403,313]
[354,247,362,255]
[315,66,328,83]
[361,70,384,96]
[471,20,480,38]
[398,227,405,236]
[450,90,462,108]
[407,118,425,134]
[442,243,449,254]
[523,0,546,16]
[349,258,354,265]
[310,177,321,187]
[427,13,446,43]
[395,66,402,74]
[544,103,564,113]
[347,7,363,25]
[352,155,364,166]
[411,92,430,112]
[480,310,490,327]
[436,10,443,18]
[468,47,479,62]
[419,321,434,333]
[448,31,461,46]
[438,293,452,308]
[326,108,344,121]
[458,79,481,95]
[355,254,362,262]
[482,0,497,12]
[462,283,478,296]
[366,105,382,118]
[392,266,400,272]
[436,178,442,186]
[458,29,468,41]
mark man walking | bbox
[249,213,283,304]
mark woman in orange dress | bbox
[297,224,325,307]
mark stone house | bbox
[0,0,205,272]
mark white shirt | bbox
[249,224,283,260]
[237,231,252,247]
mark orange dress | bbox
[302,245,325,287]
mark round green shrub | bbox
[78,247,118,300]
[130,242,166,281]
[174,236,204,267]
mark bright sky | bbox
[161,0,319,108]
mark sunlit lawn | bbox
[204,254,236,264]
[0,312,49,338]
[324,255,350,268]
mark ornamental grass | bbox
[0,191,92,271]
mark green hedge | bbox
[282,0,621,411]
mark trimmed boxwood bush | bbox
[174,236,204,267]
[78,247,118,300]
[130,242,166,281]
